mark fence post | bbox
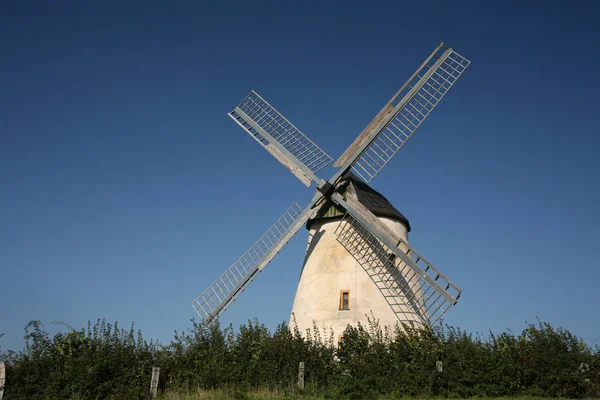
[150,366,160,398]
[297,361,305,389]
[0,362,5,400]
[436,360,443,372]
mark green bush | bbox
[0,317,598,399]
[3,320,158,399]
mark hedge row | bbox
[1,317,598,399]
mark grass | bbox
[158,387,321,399]
[158,390,600,400]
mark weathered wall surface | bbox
[289,216,420,340]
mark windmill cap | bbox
[307,171,411,232]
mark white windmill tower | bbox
[192,43,470,338]
[290,171,424,337]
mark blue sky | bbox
[1,0,599,351]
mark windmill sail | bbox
[229,91,333,186]
[192,202,316,322]
[193,42,470,326]
[334,43,470,183]
[331,193,461,325]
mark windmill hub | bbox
[318,181,336,198]
[192,42,470,337]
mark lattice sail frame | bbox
[334,212,461,326]
[350,46,470,183]
[230,91,333,174]
[192,202,306,321]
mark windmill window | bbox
[338,335,344,349]
[339,290,350,310]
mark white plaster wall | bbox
[289,216,422,341]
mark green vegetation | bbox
[0,317,598,399]
[157,387,321,399]
[158,393,599,400]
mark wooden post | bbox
[297,361,305,389]
[150,366,160,398]
[436,360,443,372]
[0,362,5,400]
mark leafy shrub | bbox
[0,317,598,399]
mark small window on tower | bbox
[338,335,344,349]
[339,290,350,310]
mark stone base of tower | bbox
[289,217,423,342]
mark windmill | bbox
[192,43,470,336]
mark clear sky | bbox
[1,0,599,351]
